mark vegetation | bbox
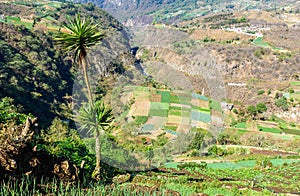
[1,0,300,195]
[55,14,106,178]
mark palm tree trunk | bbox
[95,130,101,175]
[81,56,93,104]
[80,54,101,178]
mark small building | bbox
[221,102,234,111]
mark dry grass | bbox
[191,29,251,42]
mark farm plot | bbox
[157,91,171,103]
[167,115,182,126]
[147,116,167,130]
[134,90,150,102]
[163,125,178,132]
[191,120,209,130]
[252,36,282,51]
[150,94,162,102]
[170,103,191,110]
[134,116,148,125]
[191,93,209,101]
[258,126,281,134]
[149,102,169,117]
[191,110,211,123]
[124,86,215,138]
[191,98,209,108]
[209,100,222,112]
[170,95,191,105]
[235,122,247,129]
[129,101,150,116]
[141,124,155,133]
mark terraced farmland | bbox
[124,86,217,137]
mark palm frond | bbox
[54,14,105,66]
[76,101,114,136]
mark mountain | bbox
[74,0,300,25]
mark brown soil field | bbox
[170,103,192,109]
[147,116,167,129]
[191,98,209,108]
[129,101,151,116]
[150,94,162,102]
[167,115,182,125]
[250,148,298,156]
[191,29,251,43]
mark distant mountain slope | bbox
[74,0,300,24]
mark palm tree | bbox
[55,14,106,178]
[55,14,105,104]
[77,101,113,177]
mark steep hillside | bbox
[130,10,300,123]
[0,1,134,127]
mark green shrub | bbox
[178,162,207,171]
[275,97,289,111]
[256,157,273,168]
[257,89,265,95]
[0,97,30,125]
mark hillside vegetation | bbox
[1,0,300,195]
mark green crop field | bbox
[235,122,247,129]
[209,100,222,112]
[157,91,171,103]
[191,110,211,123]
[134,116,148,125]
[258,126,281,134]
[290,81,300,86]
[150,102,169,110]
[252,36,282,51]
[169,110,182,116]
[238,129,249,133]
[149,109,169,117]
[163,125,178,131]
[192,93,209,101]
[124,86,212,134]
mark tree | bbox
[77,101,113,178]
[55,15,106,178]
[55,14,105,104]
[256,103,267,113]
[247,105,257,118]
[144,146,154,168]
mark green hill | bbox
[0,0,130,127]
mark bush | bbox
[275,97,289,111]
[257,89,265,95]
[256,103,267,113]
[0,97,30,125]
[256,157,273,168]
[178,162,207,171]
[208,145,226,156]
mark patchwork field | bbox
[124,86,216,137]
